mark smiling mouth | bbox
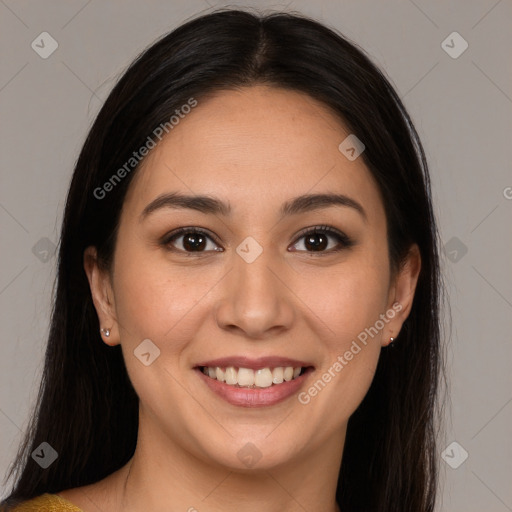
[197,365,313,388]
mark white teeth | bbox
[254,368,273,388]
[215,367,225,382]
[283,367,294,381]
[201,365,305,388]
[237,367,255,386]
[272,367,284,384]
[224,366,237,385]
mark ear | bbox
[83,246,120,346]
[382,243,421,347]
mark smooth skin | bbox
[59,85,420,512]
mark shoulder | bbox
[7,462,131,512]
[8,493,83,511]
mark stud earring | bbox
[100,328,111,338]
[389,336,395,347]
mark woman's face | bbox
[86,85,419,471]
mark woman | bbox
[1,8,444,512]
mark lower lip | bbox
[195,367,313,408]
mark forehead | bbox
[123,86,385,223]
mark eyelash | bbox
[161,225,354,255]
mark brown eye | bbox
[163,228,223,253]
[181,232,207,251]
[305,232,329,251]
[290,226,353,253]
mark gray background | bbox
[1,1,511,510]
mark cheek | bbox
[110,246,222,407]
[292,252,389,418]
[112,241,222,350]
[294,252,390,345]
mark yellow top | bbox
[10,494,82,511]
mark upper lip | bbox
[195,356,314,370]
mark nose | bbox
[214,247,295,340]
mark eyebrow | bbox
[140,191,367,222]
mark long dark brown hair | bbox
[2,9,445,511]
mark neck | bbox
[115,411,345,512]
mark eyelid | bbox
[292,224,350,244]
[161,227,223,252]
[290,224,354,252]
